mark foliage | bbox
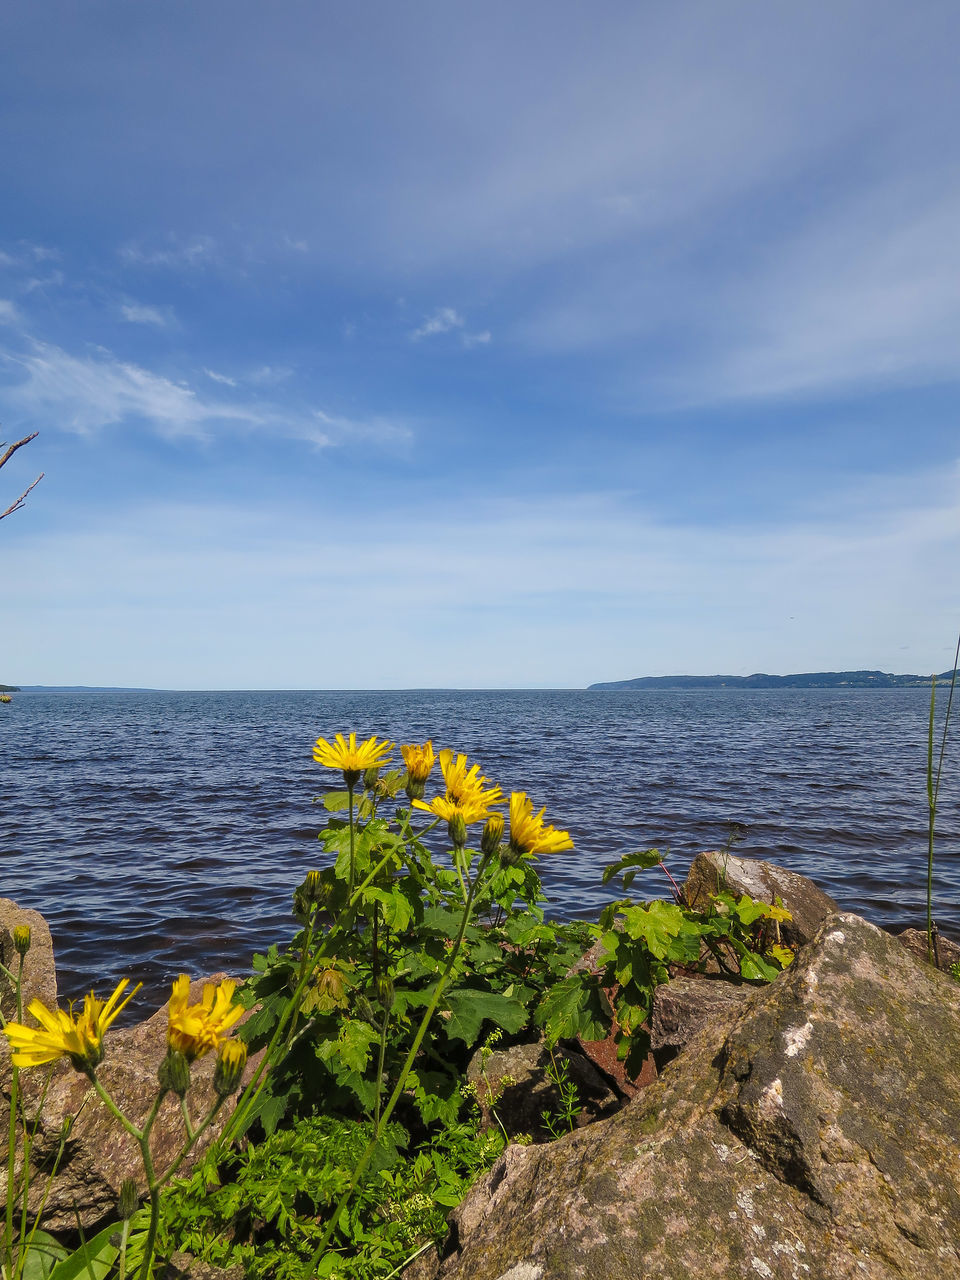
[157,1108,505,1279]
[535,847,795,1074]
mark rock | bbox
[2,974,256,1231]
[684,850,840,946]
[0,898,58,1021]
[428,913,960,1279]
[163,1252,245,1280]
[465,1040,620,1139]
[649,974,750,1065]
[897,927,960,972]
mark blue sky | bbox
[2,0,958,688]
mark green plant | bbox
[541,1049,582,1140]
[157,1105,506,1277]
[535,849,794,1074]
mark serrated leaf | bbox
[443,987,528,1044]
[361,886,414,932]
[621,900,688,958]
[536,975,610,1045]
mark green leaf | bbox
[362,886,413,932]
[601,848,663,886]
[443,988,528,1044]
[323,790,356,812]
[621,900,687,958]
[47,1224,118,1280]
[421,906,464,937]
[536,975,610,1045]
[19,1231,68,1280]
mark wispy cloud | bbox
[121,302,175,328]
[119,235,217,269]
[0,334,409,452]
[203,367,237,387]
[0,299,21,326]
[411,307,464,340]
[411,308,491,348]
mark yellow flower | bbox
[4,979,140,1072]
[313,732,394,785]
[166,975,244,1062]
[400,741,436,785]
[508,792,574,856]
[438,749,503,809]
[412,792,496,825]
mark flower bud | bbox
[480,813,505,857]
[213,1039,247,1097]
[158,1049,192,1098]
[447,809,467,850]
[375,975,395,1011]
[118,1178,139,1221]
[362,765,380,790]
[13,925,31,956]
[405,776,426,802]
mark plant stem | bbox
[347,783,356,899]
[308,852,492,1270]
[3,957,24,1280]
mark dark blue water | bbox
[2,689,958,1014]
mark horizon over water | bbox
[2,687,958,1018]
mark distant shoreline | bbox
[588,669,958,691]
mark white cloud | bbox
[0,299,21,326]
[119,235,217,269]
[203,367,237,387]
[5,462,958,688]
[0,336,409,452]
[462,330,491,348]
[121,302,174,328]
[411,307,464,340]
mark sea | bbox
[2,688,958,1015]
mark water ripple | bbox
[2,687,957,1015]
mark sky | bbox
[1,0,959,689]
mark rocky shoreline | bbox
[3,855,960,1279]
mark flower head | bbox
[313,732,394,786]
[401,741,436,785]
[508,792,574,857]
[166,975,244,1062]
[213,1038,248,1096]
[4,979,140,1072]
[438,749,503,809]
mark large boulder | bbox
[420,913,960,1279]
[684,851,840,946]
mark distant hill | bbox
[0,683,20,692]
[588,669,958,691]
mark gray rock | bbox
[0,897,58,1021]
[465,1039,620,1139]
[685,850,840,946]
[896,927,960,972]
[649,974,750,1062]
[427,913,960,1280]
